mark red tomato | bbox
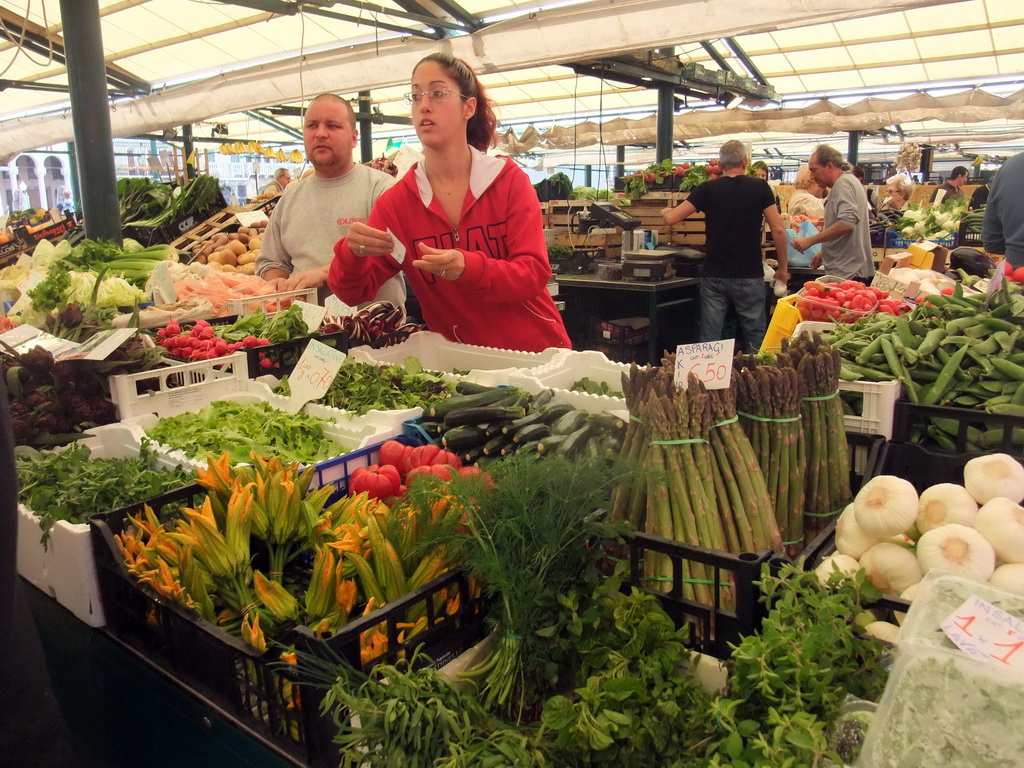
[406,464,455,484]
[1013,267,1024,284]
[379,440,415,475]
[868,287,888,300]
[407,444,462,471]
[940,287,954,296]
[832,290,847,304]
[1004,261,1015,276]
[350,464,402,500]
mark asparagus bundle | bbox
[734,363,806,558]
[777,335,851,538]
[707,386,783,554]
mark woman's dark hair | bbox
[416,52,497,152]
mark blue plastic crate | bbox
[886,230,958,249]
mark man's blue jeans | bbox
[700,277,767,354]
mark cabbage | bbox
[571,186,598,200]
[0,263,28,291]
[66,271,146,308]
[122,238,145,253]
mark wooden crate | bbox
[169,209,238,251]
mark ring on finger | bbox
[441,269,447,278]
[359,244,365,254]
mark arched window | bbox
[15,156,41,211]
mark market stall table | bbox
[555,274,701,364]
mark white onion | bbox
[976,498,1024,564]
[864,621,900,644]
[916,483,978,533]
[916,523,996,582]
[989,563,1024,595]
[964,453,1024,505]
[836,503,880,559]
[854,476,919,538]
[859,542,923,595]
[814,553,861,586]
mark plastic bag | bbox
[786,220,821,267]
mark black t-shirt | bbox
[687,175,774,279]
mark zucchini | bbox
[417,420,443,435]
[455,381,492,395]
[503,410,547,434]
[516,439,543,457]
[483,434,513,456]
[484,421,512,439]
[462,446,485,465]
[442,424,488,451]
[443,406,527,427]
[430,388,508,418]
[537,434,568,454]
[589,411,626,433]
[538,403,575,423]
[513,423,551,444]
[551,409,588,436]
[557,424,592,458]
[532,389,555,409]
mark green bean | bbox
[916,328,947,357]
[855,336,885,366]
[923,344,969,405]
[992,357,1024,381]
[982,316,1019,333]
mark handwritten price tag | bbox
[941,595,1024,669]
[324,294,356,317]
[674,339,735,390]
[284,339,346,414]
[986,264,1006,308]
[294,300,328,333]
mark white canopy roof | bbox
[1,0,1022,163]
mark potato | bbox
[237,232,250,244]
[212,233,229,245]
[248,235,262,250]
[220,263,238,273]
[238,226,250,236]
[226,239,247,257]
[238,262,256,275]
[227,233,239,241]
[196,252,208,264]
[237,251,256,265]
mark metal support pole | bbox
[182,124,195,181]
[58,0,121,243]
[615,145,625,187]
[358,91,373,164]
[847,131,860,168]
[66,142,81,215]
[920,147,934,182]
[656,84,674,163]
[584,165,592,187]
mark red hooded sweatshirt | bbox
[329,149,571,353]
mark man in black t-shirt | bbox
[662,141,789,352]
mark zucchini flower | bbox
[253,569,300,623]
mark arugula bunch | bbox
[16,443,193,543]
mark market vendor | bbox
[791,145,874,283]
[329,53,570,353]
[256,93,406,308]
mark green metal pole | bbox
[59,0,121,243]
[358,91,373,164]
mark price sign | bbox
[283,339,346,414]
[149,261,177,305]
[987,264,1006,308]
[294,300,327,333]
[674,339,735,390]
[941,595,1024,669]
[324,294,356,317]
[235,211,268,228]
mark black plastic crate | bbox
[958,221,983,248]
[623,532,778,659]
[586,338,648,364]
[892,400,1024,456]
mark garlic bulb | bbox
[854,476,919,538]
[864,621,901,644]
[859,542,923,595]
[916,483,978,533]
[989,563,1024,595]
[836,503,880,559]
[814,553,861,586]
[975,498,1024,563]
[916,523,996,582]
[964,453,1024,505]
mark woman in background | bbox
[786,165,826,222]
[330,53,570,353]
[877,174,914,213]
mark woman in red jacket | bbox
[329,53,570,353]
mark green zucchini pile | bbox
[421,382,626,465]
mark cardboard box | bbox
[907,241,950,273]
[878,251,913,275]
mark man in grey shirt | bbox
[256,93,405,308]
[792,144,874,282]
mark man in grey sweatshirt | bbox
[984,152,1024,269]
[256,93,406,309]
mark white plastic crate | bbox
[348,331,562,386]
[222,286,318,317]
[838,379,901,439]
[15,429,188,627]
[792,320,834,338]
[507,349,628,418]
[109,352,249,420]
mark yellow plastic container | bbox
[759,294,801,354]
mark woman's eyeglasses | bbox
[404,88,468,105]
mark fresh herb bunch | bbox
[275,356,454,416]
[412,454,632,722]
[27,268,71,312]
[538,572,717,763]
[147,400,347,464]
[217,305,310,344]
[703,564,889,768]
[570,376,622,397]
[16,443,193,543]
